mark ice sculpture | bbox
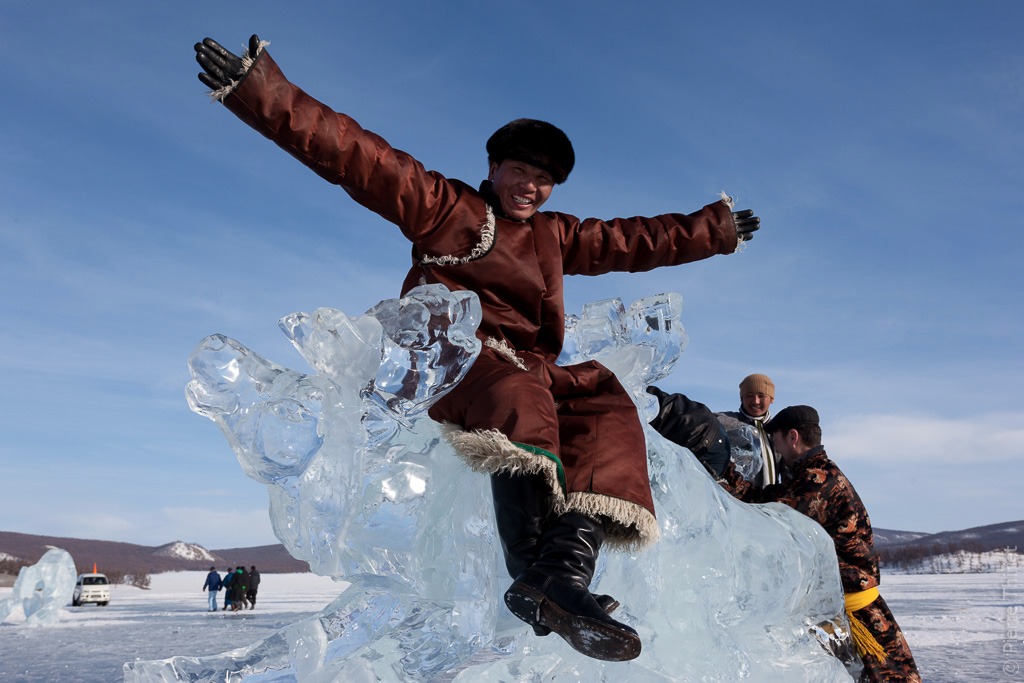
[126,286,853,681]
[717,413,765,483]
[184,284,482,580]
[0,548,77,626]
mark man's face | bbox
[770,429,799,465]
[488,159,554,221]
[741,392,773,417]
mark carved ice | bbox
[0,548,77,626]
[717,413,765,483]
[126,286,853,681]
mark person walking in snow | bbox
[194,34,760,662]
[201,566,222,612]
[220,567,234,611]
[230,567,248,611]
[245,566,260,609]
[742,405,920,682]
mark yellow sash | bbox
[844,587,887,660]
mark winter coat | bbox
[202,570,222,592]
[248,569,260,589]
[221,50,739,549]
[736,447,920,679]
[230,570,247,602]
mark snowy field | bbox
[0,570,1021,682]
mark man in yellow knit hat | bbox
[719,373,780,488]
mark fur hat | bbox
[486,118,575,184]
[764,405,819,434]
[739,373,775,399]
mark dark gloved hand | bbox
[194,34,260,90]
[732,209,760,241]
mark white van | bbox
[73,573,111,606]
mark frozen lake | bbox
[0,570,1020,681]
[881,571,1022,682]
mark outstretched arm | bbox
[559,190,762,276]
[647,386,731,478]
[191,35,460,242]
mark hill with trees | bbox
[0,530,309,586]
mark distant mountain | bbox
[872,528,931,547]
[874,520,1024,571]
[0,531,310,575]
[213,544,311,571]
[153,541,217,563]
[874,520,1024,551]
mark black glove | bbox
[195,34,261,90]
[732,209,760,241]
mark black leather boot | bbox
[490,471,551,579]
[503,512,641,661]
[491,473,621,636]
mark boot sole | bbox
[505,582,641,661]
[533,594,620,637]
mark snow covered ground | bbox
[881,571,1022,682]
[0,572,345,682]
[0,569,1020,682]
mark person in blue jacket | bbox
[201,566,222,612]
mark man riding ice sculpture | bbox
[194,34,760,661]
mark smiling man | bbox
[719,373,780,488]
[484,119,567,220]
[195,34,760,662]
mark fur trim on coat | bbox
[441,423,660,550]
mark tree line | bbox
[879,540,1021,572]
[0,557,152,589]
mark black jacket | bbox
[647,386,731,477]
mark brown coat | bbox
[222,50,739,548]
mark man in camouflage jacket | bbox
[739,405,921,683]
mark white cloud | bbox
[52,512,138,541]
[46,505,275,549]
[828,411,1024,464]
[157,506,275,548]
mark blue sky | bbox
[2,2,1021,549]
